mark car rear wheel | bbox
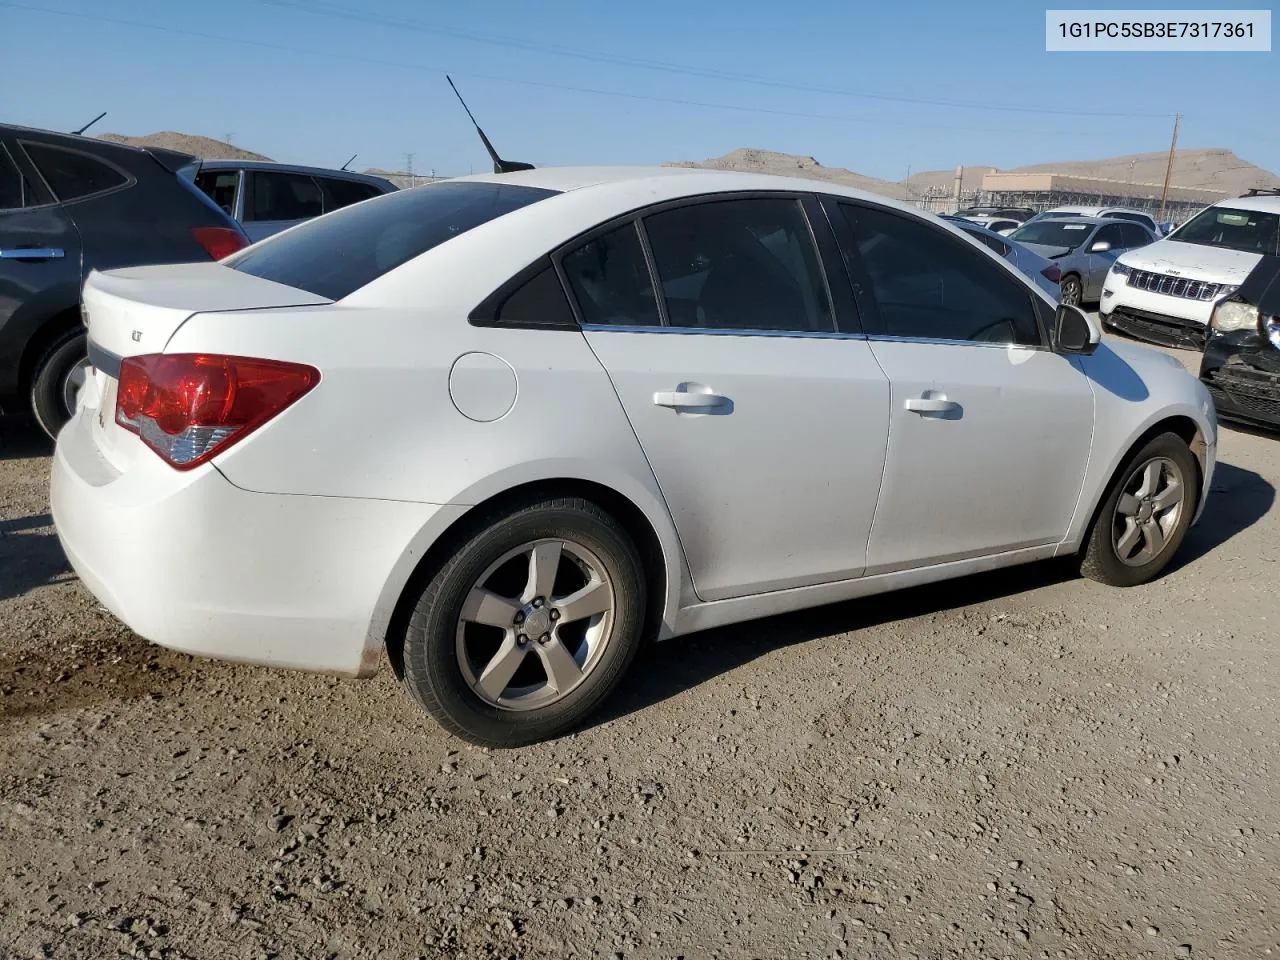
[401,496,646,747]
[1060,274,1083,307]
[1080,432,1199,587]
[30,329,89,440]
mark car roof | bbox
[0,122,178,157]
[1214,193,1280,213]
[191,159,396,187]
[1024,215,1107,225]
[449,165,938,213]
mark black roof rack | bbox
[1242,187,1280,197]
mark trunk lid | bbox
[81,262,330,469]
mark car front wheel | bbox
[1080,432,1199,587]
[401,496,647,747]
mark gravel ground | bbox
[2,338,1278,960]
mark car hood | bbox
[1116,240,1263,283]
[1018,242,1075,259]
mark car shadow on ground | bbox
[0,513,73,602]
[592,457,1274,730]
[0,416,51,461]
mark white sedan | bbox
[51,167,1218,746]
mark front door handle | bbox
[653,390,730,410]
[0,247,65,260]
[904,396,960,414]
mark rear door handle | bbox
[904,397,959,414]
[653,386,731,411]
[0,247,65,260]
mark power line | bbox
[260,0,1173,120]
[0,3,1160,139]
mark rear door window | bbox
[1119,222,1152,248]
[226,180,558,300]
[20,142,129,201]
[0,143,54,209]
[318,177,383,212]
[640,197,834,333]
[195,169,240,216]
[247,171,323,222]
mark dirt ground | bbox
[2,337,1278,960]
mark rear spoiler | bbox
[147,147,198,174]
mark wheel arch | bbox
[1070,413,1208,553]
[16,307,83,398]
[379,477,681,680]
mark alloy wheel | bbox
[455,538,615,711]
[1111,457,1186,567]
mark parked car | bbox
[955,205,1035,221]
[1100,193,1280,349]
[181,160,398,242]
[958,214,1022,236]
[0,123,249,438]
[1008,216,1158,306]
[1199,254,1280,429]
[941,215,1062,297]
[52,168,1217,747]
[1023,205,1162,236]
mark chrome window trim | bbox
[580,323,1049,351]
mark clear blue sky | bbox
[2,0,1276,180]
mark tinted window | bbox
[21,142,128,201]
[493,262,576,327]
[319,177,382,212]
[841,203,1041,346]
[1092,223,1126,249]
[561,223,659,327]
[248,171,323,222]
[1119,223,1152,248]
[0,145,53,209]
[642,197,834,332]
[227,181,558,300]
[195,170,239,215]
[961,227,1012,257]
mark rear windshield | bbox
[224,180,559,300]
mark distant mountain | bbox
[98,132,271,162]
[666,148,905,197]
[670,147,1280,200]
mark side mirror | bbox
[1053,302,1101,355]
[1089,240,1112,253]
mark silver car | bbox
[179,160,398,242]
[942,216,1061,298]
[1007,216,1157,306]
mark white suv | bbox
[1100,191,1280,349]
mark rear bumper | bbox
[50,410,443,677]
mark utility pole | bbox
[223,132,234,147]
[1157,113,1181,223]
[404,152,416,188]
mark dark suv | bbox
[0,124,249,438]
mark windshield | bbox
[1168,206,1280,256]
[226,180,559,300]
[1009,220,1094,249]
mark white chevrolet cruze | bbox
[52,168,1218,746]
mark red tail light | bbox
[191,226,247,260]
[1040,264,1062,284]
[116,354,319,469]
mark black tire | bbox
[30,329,89,440]
[1060,274,1083,307]
[1080,432,1200,587]
[402,496,646,747]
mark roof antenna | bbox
[340,153,357,171]
[72,111,107,136]
[446,76,534,174]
